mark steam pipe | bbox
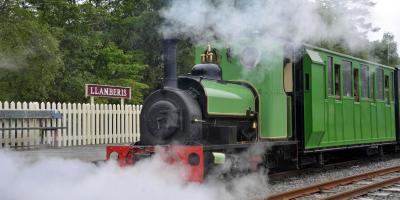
[163,38,178,88]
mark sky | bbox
[369,0,400,50]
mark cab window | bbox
[283,46,293,93]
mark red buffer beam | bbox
[106,145,205,183]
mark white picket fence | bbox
[0,101,142,148]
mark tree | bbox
[94,45,149,104]
[370,33,399,66]
[0,1,63,102]
[26,0,151,103]
[314,0,377,59]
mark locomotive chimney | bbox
[163,38,178,88]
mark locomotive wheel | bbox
[140,88,203,145]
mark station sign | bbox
[85,84,131,99]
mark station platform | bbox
[7,144,116,162]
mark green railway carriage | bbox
[194,43,398,152]
[302,46,396,150]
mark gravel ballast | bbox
[268,156,400,194]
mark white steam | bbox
[0,49,33,70]
[0,150,268,200]
[160,0,375,52]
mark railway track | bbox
[269,153,400,182]
[266,165,400,200]
[268,160,359,182]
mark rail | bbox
[323,176,400,200]
[266,165,400,200]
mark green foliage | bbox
[370,33,399,66]
[95,45,149,104]
[0,0,161,104]
[0,1,63,102]
[177,39,195,76]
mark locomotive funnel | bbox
[163,38,178,88]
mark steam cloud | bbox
[160,0,374,52]
[0,150,268,200]
[0,49,33,70]
[2,1,377,199]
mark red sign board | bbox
[85,84,131,99]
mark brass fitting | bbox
[252,121,257,129]
[201,43,216,64]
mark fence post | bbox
[9,101,16,147]
[59,103,66,147]
[90,103,95,144]
[116,104,121,144]
[45,102,52,145]
[111,104,117,143]
[39,102,45,145]
[0,102,2,147]
[82,103,87,145]
[22,102,28,147]
[1,102,10,147]
[123,104,128,143]
[33,102,40,146]
[16,102,22,147]
[51,102,58,147]
[95,103,100,144]
[72,103,77,146]
[104,104,110,144]
[27,102,33,146]
[133,105,137,143]
[136,105,141,142]
[126,105,131,143]
[100,104,104,144]
[77,103,82,146]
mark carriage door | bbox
[284,45,294,138]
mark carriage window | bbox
[343,61,352,97]
[283,46,293,93]
[391,72,394,101]
[376,68,384,100]
[384,75,390,104]
[354,68,359,102]
[369,71,375,99]
[334,64,341,99]
[327,56,333,96]
[361,65,368,98]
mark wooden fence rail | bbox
[0,101,142,148]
